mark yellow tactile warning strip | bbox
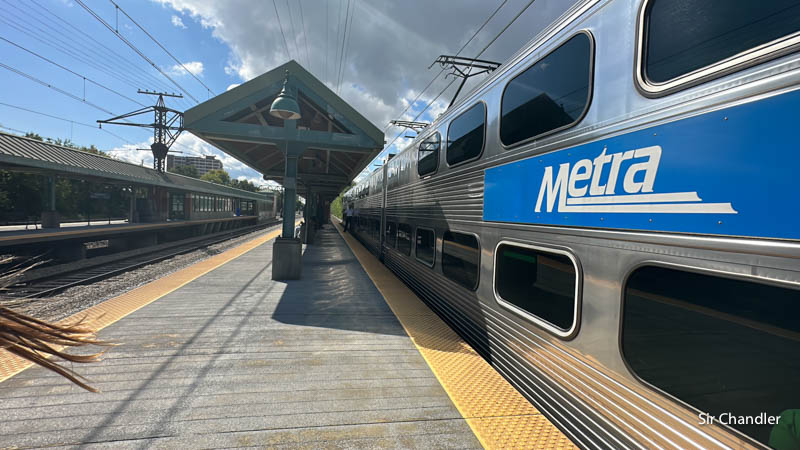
[333,220,576,450]
[0,223,295,383]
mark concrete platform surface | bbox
[0,225,481,449]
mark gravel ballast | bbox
[6,225,279,321]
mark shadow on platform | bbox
[271,225,406,337]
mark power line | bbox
[383,0,509,135]
[0,62,116,115]
[0,101,137,145]
[334,0,344,86]
[325,0,329,84]
[0,37,147,107]
[21,0,184,104]
[0,8,148,95]
[285,0,301,65]
[107,0,215,98]
[380,0,512,156]
[378,0,535,164]
[298,0,312,72]
[335,0,351,93]
[272,0,291,60]
[74,0,200,103]
[337,0,357,94]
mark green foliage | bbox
[330,182,355,219]
[230,178,258,192]
[169,164,198,178]
[330,195,342,219]
[24,132,43,141]
[199,169,231,186]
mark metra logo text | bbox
[534,146,737,214]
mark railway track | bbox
[4,221,281,299]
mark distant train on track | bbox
[344,1,800,448]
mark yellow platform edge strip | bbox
[333,220,576,450]
[0,224,293,383]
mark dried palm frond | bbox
[0,308,111,392]
[0,256,112,392]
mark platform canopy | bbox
[183,60,383,198]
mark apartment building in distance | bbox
[166,154,223,177]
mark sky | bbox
[0,0,578,187]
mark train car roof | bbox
[0,132,268,201]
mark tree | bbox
[169,164,198,178]
[200,169,231,185]
[230,178,258,192]
[24,132,43,141]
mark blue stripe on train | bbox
[483,88,799,240]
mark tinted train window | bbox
[447,103,485,165]
[385,222,397,248]
[397,224,412,255]
[501,33,592,146]
[644,0,800,83]
[622,266,800,446]
[418,132,440,176]
[415,228,435,266]
[495,244,577,333]
[442,231,480,291]
[372,219,381,240]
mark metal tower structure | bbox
[98,90,184,172]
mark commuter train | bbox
[344,1,800,448]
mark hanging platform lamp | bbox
[269,70,302,120]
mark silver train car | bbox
[344,1,800,448]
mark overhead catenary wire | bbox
[0,37,147,108]
[335,0,351,93]
[298,0,312,73]
[0,9,152,96]
[74,0,200,103]
[21,0,187,106]
[333,0,344,87]
[382,0,510,135]
[336,0,357,94]
[325,0,329,84]
[107,0,216,98]
[285,0,302,66]
[379,0,512,157]
[272,0,291,60]
[0,62,116,116]
[0,101,138,146]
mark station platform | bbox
[0,223,573,448]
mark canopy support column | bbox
[273,141,304,281]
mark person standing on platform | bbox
[344,204,353,232]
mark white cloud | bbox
[226,83,240,91]
[167,61,204,77]
[109,134,264,182]
[153,0,577,169]
[171,15,187,29]
[108,139,153,166]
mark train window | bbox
[385,222,397,248]
[415,227,435,266]
[623,266,800,446]
[397,224,412,256]
[418,132,440,176]
[442,231,480,291]
[640,0,800,93]
[447,102,485,166]
[494,243,579,336]
[372,219,381,240]
[500,32,593,147]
